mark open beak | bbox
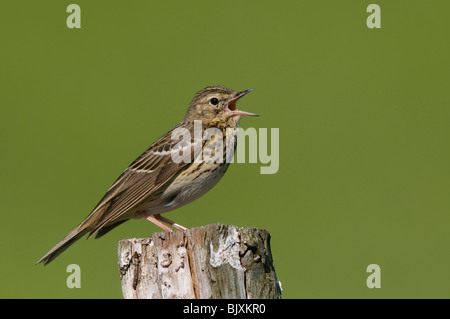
[226,88,259,117]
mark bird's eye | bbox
[210,98,219,106]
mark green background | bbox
[1,0,449,298]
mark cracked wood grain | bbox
[118,224,282,299]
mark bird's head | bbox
[184,86,258,129]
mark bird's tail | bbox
[36,226,89,266]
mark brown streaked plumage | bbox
[37,85,257,265]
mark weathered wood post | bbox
[118,224,282,299]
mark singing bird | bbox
[37,86,257,265]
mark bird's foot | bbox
[138,211,187,232]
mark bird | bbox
[36,85,258,265]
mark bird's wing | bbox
[80,122,203,237]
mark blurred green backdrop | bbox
[1,0,449,298]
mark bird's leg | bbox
[138,211,173,232]
[154,214,188,231]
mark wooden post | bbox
[118,224,282,299]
